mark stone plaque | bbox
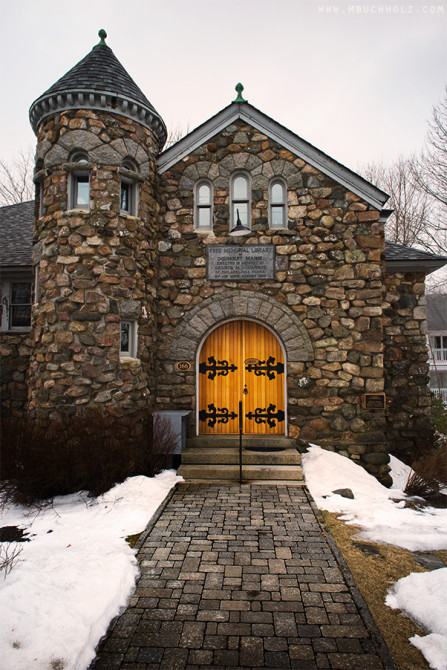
[207,245,275,281]
[361,393,386,410]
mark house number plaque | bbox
[175,361,192,372]
[207,246,275,281]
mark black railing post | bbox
[239,400,243,484]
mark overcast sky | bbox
[1,0,446,172]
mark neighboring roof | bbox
[385,241,447,275]
[1,202,446,280]
[29,31,166,149]
[158,101,390,210]
[0,201,34,268]
[426,294,447,331]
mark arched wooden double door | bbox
[198,320,285,435]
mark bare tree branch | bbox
[0,147,35,206]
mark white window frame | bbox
[69,152,90,211]
[120,178,137,216]
[0,277,32,332]
[230,172,251,232]
[269,178,287,229]
[194,180,213,231]
[120,320,138,358]
[70,172,90,210]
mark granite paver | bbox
[90,483,395,670]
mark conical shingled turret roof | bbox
[29,30,166,149]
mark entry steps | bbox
[178,436,304,483]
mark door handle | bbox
[243,384,248,395]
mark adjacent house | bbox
[1,30,446,485]
[427,293,447,403]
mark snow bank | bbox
[386,569,447,670]
[302,444,447,670]
[302,444,447,552]
[0,470,181,670]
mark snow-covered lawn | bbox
[302,445,447,670]
[0,470,181,670]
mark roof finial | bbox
[98,29,107,46]
[233,83,247,103]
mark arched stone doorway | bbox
[198,319,286,435]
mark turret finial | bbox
[233,83,247,103]
[98,29,107,45]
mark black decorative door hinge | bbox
[199,403,238,428]
[199,355,238,380]
[245,356,284,380]
[246,404,285,428]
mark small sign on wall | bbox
[361,393,386,410]
[175,361,192,372]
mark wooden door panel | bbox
[199,320,285,435]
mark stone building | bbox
[1,30,446,485]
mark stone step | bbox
[186,436,297,449]
[177,464,304,481]
[181,447,301,466]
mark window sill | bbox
[0,328,32,334]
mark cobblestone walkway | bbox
[91,483,395,670]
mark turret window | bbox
[69,151,90,210]
[269,179,287,228]
[194,181,213,231]
[120,320,138,358]
[120,159,138,216]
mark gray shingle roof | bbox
[29,37,166,149]
[0,201,34,267]
[385,241,447,275]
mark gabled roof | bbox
[385,241,447,275]
[426,294,447,331]
[158,101,389,210]
[29,31,166,149]
[0,201,34,268]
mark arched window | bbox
[231,173,250,231]
[120,159,139,216]
[69,151,90,210]
[195,180,213,231]
[269,179,287,228]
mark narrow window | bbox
[120,320,137,358]
[120,160,138,216]
[231,173,250,231]
[70,152,90,210]
[270,179,287,228]
[33,265,40,305]
[195,181,213,230]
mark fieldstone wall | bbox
[0,332,32,418]
[383,271,432,463]
[28,109,159,421]
[157,118,392,485]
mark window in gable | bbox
[195,180,213,231]
[270,179,287,228]
[231,173,250,232]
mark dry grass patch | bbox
[321,510,447,670]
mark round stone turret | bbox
[28,31,163,421]
[30,30,166,150]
